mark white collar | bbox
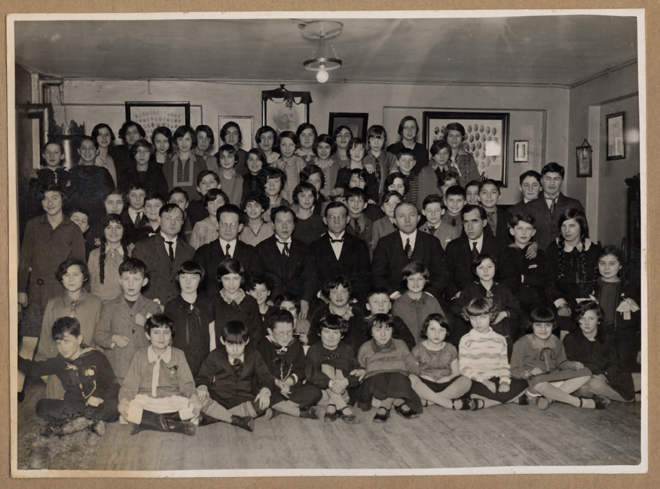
[147,345,172,363]
[469,233,485,248]
[399,229,417,242]
[562,238,592,253]
[229,354,245,365]
[161,232,177,243]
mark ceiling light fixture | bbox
[300,20,343,84]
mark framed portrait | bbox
[576,139,593,178]
[218,116,254,151]
[423,111,510,186]
[607,111,626,160]
[328,112,369,140]
[513,140,529,162]
[125,102,190,136]
[262,98,310,135]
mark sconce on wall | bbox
[299,20,343,83]
[576,139,593,178]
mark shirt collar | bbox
[328,230,345,240]
[147,345,172,364]
[276,236,292,244]
[563,238,592,253]
[229,354,245,365]
[161,231,177,243]
[469,233,485,249]
[63,289,88,306]
[219,238,237,248]
[399,229,417,244]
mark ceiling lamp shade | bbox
[300,20,343,83]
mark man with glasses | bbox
[193,204,255,298]
[307,202,371,307]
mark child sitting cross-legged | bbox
[357,314,423,422]
[406,314,473,410]
[256,310,322,419]
[195,320,276,432]
[510,307,608,410]
[118,314,200,436]
[305,314,364,424]
[459,297,528,410]
[19,317,119,438]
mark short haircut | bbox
[296,122,318,140]
[464,297,495,317]
[127,181,147,194]
[396,148,415,160]
[130,139,154,158]
[204,188,229,207]
[151,126,173,152]
[345,187,367,202]
[242,191,270,213]
[332,125,353,141]
[104,187,125,202]
[461,203,487,220]
[401,261,430,286]
[397,116,419,137]
[300,164,325,189]
[278,131,299,148]
[246,148,267,170]
[55,258,89,283]
[292,181,318,205]
[260,166,287,191]
[366,125,387,146]
[216,258,245,282]
[519,170,542,185]
[42,139,65,155]
[317,314,349,335]
[420,313,451,340]
[270,205,296,224]
[440,169,461,187]
[572,301,604,327]
[422,194,444,209]
[384,172,410,195]
[347,137,365,152]
[69,208,90,220]
[471,253,497,279]
[478,179,501,194]
[321,275,353,300]
[100,212,122,229]
[195,124,215,148]
[119,258,148,277]
[430,139,451,157]
[394,201,419,217]
[145,314,176,338]
[528,307,558,332]
[144,192,166,206]
[597,245,627,282]
[217,143,237,160]
[255,125,277,146]
[380,190,403,205]
[313,134,336,157]
[366,286,391,302]
[268,309,295,330]
[245,272,273,293]
[557,208,589,238]
[367,313,398,338]
[118,121,146,141]
[465,179,482,191]
[216,203,245,225]
[508,212,536,228]
[220,121,243,145]
[197,169,220,186]
[444,185,466,199]
[173,125,197,149]
[52,316,81,340]
[273,292,300,313]
[78,134,99,150]
[41,184,66,202]
[168,187,189,203]
[323,201,349,218]
[92,123,116,144]
[159,203,184,218]
[541,162,565,178]
[176,260,205,281]
[222,320,250,344]
[442,122,466,139]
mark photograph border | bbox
[513,140,529,162]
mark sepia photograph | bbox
[8,10,646,477]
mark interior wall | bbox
[45,78,570,204]
[15,64,35,187]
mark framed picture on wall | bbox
[328,112,369,140]
[262,87,311,135]
[423,111,510,186]
[607,111,626,160]
[218,116,254,151]
[514,140,529,162]
[125,102,190,136]
[576,139,593,178]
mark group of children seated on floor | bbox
[17,115,642,441]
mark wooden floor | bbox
[15,380,642,472]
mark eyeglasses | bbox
[220,222,239,229]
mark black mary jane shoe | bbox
[394,403,419,419]
[372,407,391,423]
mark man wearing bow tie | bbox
[307,202,371,306]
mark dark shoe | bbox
[165,419,196,436]
[324,404,339,422]
[198,412,222,427]
[92,420,106,437]
[130,410,169,435]
[299,406,319,419]
[265,408,279,421]
[518,394,529,406]
[394,403,419,419]
[372,407,390,423]
[339,407,360,424]
[230,415,254,432]
[452,398,472,410]
[593,396,611,410]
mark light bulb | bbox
[316,67,329,83]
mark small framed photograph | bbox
[218,116,254,151]
[607,112,626,160]
[576,140,593,178]
[125,102,190,137]
[328,112,369,140]
[514,140,529,162]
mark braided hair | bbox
[98,213,129,285]
[556,208,590,283]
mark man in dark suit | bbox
[307,202,371,305]
[254,206,316,319]
[371,202,448,302]
[193,204,255,298]
[523,162,584,251]
[132,203,195,306]
[444,204,509,300]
